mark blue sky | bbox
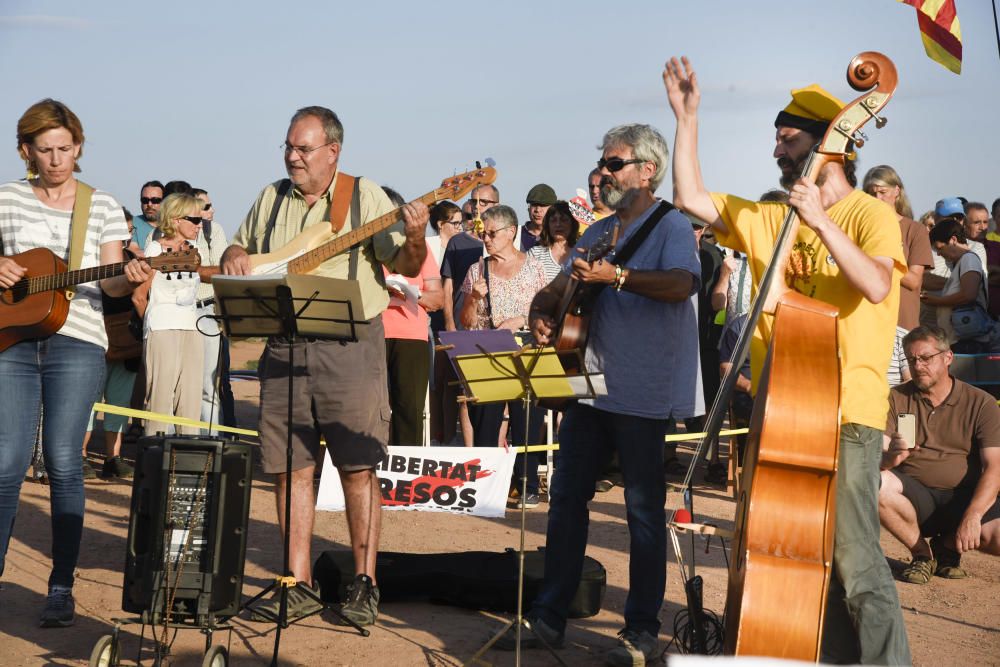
[2,1,998,238]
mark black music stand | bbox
[439,331,597,667]
[212,274,370,666]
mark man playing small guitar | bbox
[500,123,701,665]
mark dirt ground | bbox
[1,340,998,666]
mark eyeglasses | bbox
[281,140,336,157]
[470,198,498,207]
[140,196,162,205]
[904,350,947,366]
[179,215,204,225]
[202,202,213,211]
[597,157,645,173]
[444,218,464,226]
[480,226,513,239]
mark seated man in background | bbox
[880,325,1000,584]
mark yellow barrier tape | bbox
[92,403,259,438]
[665,427,749,443]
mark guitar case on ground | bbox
[313,548,606,618]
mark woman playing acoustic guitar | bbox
[0,99,152,628]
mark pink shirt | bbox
[382,240,440,340]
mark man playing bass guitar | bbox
[665,57,910,664]
[502,123,701,666]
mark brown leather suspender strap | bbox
[329,172,356,234]
[66,180,95,300]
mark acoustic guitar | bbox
[547,232,615,373]
[201,166,497,279]
[0,245,202,352]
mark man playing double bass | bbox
[665,57,911,664]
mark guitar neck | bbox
[287,190,440,274]
[29,262,127,295]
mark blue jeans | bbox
[821,423,911,665]
[533,403,667,636]
[0,334,105,588]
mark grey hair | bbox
[902,325,951,353]
[599,123,670,192]
[482,204,517,229]
[290,106,344,144]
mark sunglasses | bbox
[179,215,204,225]
[202,202,213,211]
[480,226,512,239]
[470,198,497,207]
[140,196,163,205]
[597,157,644,173]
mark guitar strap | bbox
[66,180,95,301]
[610,200,675,266]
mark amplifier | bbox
[122,436,253,625]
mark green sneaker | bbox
[931,536,968,579]
[900,556,936,585]
[248,582,324,623]
[339,574,380,626]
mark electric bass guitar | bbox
[202,166,497,279]
[0,245,202,352]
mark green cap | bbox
[526,183,557,206]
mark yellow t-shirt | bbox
[709,190,905,430]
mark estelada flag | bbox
[898,0,963,74]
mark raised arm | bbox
[663,56,726,232]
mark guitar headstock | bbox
[433,166,498,204]
[147,244,202,274]
[584,229,615,263]
[818,52,898,158]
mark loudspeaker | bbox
[122,435,253,624]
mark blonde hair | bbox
[862,165,913,219]
[16,99,85,178]
[157,194,201,238]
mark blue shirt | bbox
[132,215,155,248]
[570,201,702,419]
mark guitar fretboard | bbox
[23,262,127,295]
[287,190,441,275]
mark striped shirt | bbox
[527,244,564,283]
[0,180,129,350]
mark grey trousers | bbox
[821,423,911,665]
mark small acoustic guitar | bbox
[0,245,201,352]
[548,232,614,374]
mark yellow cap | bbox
[775,84,845,135]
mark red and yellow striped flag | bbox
[898,0,963,74]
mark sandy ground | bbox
[1,340,998,666]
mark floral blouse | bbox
[461,254,547,330]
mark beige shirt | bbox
[232,173,402,320]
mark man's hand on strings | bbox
[663,56,700,120]
[571,252,616,285]
[401,201,430,243]
[788,178,831,233]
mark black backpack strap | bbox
[261,179,292,254]
[202,219,212,250]
[347,176,362,281]
[611,200,675,266]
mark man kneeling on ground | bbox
[879,324,1000,583]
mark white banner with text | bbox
[316,446,517,517]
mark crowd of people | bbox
[1,56,999,665]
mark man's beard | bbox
[601,181,638,211]
[777,153,808,190]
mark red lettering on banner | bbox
[381,458,495,507]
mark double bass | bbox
[692,52,898,660]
